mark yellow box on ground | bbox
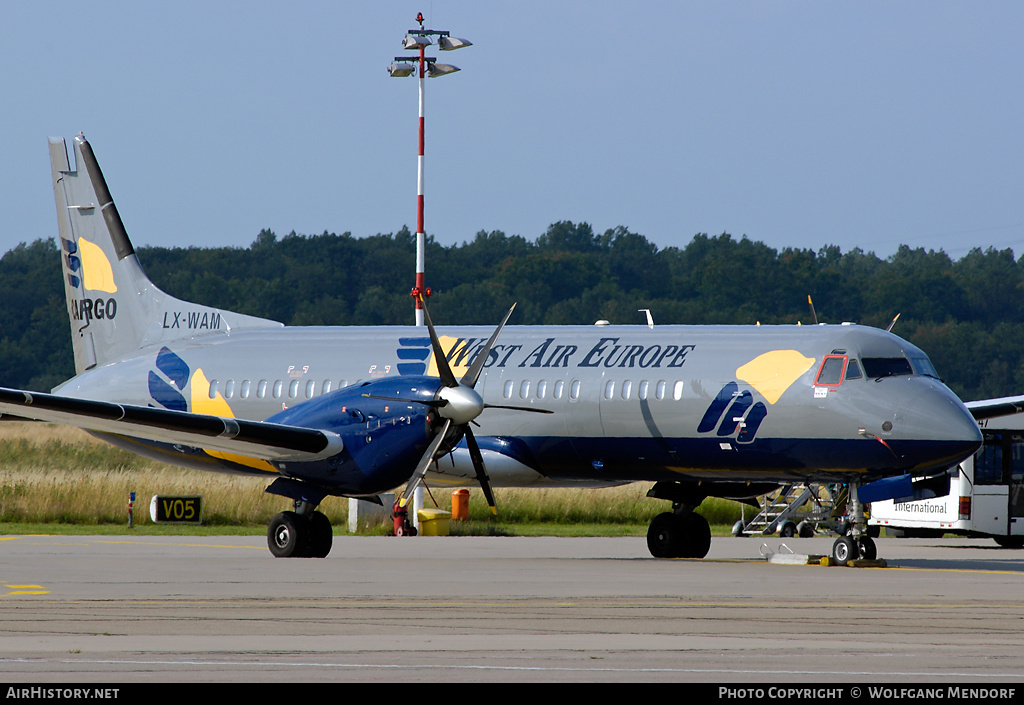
[417,508,451,536]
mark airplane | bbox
[0,133,999,564]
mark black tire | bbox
[780,522,796,538]
[683,512,712,558]
[307,511,333,558]
[268,511,306,558]
[797,521,815,538]
[994,536,1024,548]
[832,535,858,566]
[647,513,682,558]
[857,535,877,561]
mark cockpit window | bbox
[909,355,939,379]
[862,357,913,379]
[845,359,862,380]
[815,355,847,386]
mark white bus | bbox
[869,414,1024,547]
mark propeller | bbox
[386,300,551,515]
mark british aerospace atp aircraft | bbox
[0,134,998,564]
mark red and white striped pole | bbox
[414,37,427,327]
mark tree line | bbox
[1,221,1022,401]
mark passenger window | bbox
[209,380,219,399]
[519,380,530,400]
[289,380,299,398]
[604,380,615,400]
[537,380,548,399]
[337,379,348,389]
[503,380,514,399]
[273,380,283,399]
[322,380,332,395]
[656,380,666,400]
[638,380,649,400]
[224,379,235,399]
[240,379,251,399]
[553,380,564,400]
[570,379,581,401]
[673,380,684,400]
[257,380,268,399]
[815,355,847,386]
[306,380,315,398]
[621,380,632,400]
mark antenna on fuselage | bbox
[807,295,818,325]
[886,313,901,332]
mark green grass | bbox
[0,423,750,537]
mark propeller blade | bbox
[361,393,446,408]
[464,426,497,515]
[398,418,453,508]
[483,403,554,414]
[420,299,459,388]
[461,303,516,389]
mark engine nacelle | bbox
[265,376,446,496]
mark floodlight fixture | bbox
[427,62,460,78]
[438,36,472,51]
[403,34,432,50]
[387,62,415,78]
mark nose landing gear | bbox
[831,481,877,565]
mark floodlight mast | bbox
[389,12,470,327]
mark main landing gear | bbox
[645,482,712,558]
[647,510,712,558]
[268,500,334,558]
[830,480,876,566]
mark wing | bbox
[965,395,1024,421]
[0,387,342,462]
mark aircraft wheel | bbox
[832,535,858,566]
[857,536,877,561]
[647,512,683,558]
[307,511,334,558]
[683,512,712,558]
[268,511,307,558]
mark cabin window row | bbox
[501,378,685,402]
[208,378,357,401]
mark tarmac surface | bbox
[2,533,1024,683]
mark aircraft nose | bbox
[895,381,982,472]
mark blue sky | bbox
[2,2,1022,261]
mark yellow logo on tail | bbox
[77,237,117,293]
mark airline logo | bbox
[61,236,118,325]
[396,335,697,376]
[698,350,815,443]
[146,346,275,472]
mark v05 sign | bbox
[149,495,203,524]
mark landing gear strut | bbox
[831,481,876,566]
[267,501,334,558]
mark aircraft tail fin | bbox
[49,134,282,374]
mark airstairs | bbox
[734,483,844,537]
